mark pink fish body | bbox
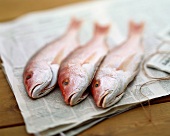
[91,21,144,108]
[58,23,110,106]
[23,18,82,98]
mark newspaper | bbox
[147,42,170,73]
[0,0,170,135]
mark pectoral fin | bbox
[117,53,136,71]
[52,48,65,64]
[82,52,97,64]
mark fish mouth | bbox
[97,90,125,108]
[31,77,57,98]
[67,89,89,106]
[31,82,50,98]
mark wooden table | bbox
[0,0,170,136]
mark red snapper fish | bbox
[58,23,110,106]
[91,21,144,108]
[23,18,82,98]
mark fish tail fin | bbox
[129,21,145,36]
[94,23,110,36]
[69,17,82,30]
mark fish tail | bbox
[69,17,82,30]
[94,23,110,36]
[129,21,144,36]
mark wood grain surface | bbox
[0,0,87,22]
[0,0,170,136]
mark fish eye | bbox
[62,79,69,86]
[26,74,32,80]
[94,80,100,88]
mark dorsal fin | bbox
[117,53,136,71]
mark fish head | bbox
[91,71,125,108]
[58,66,89,106]
[23,61,53,98]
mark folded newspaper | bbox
[147,42,170,74]
[0,0,170,135]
